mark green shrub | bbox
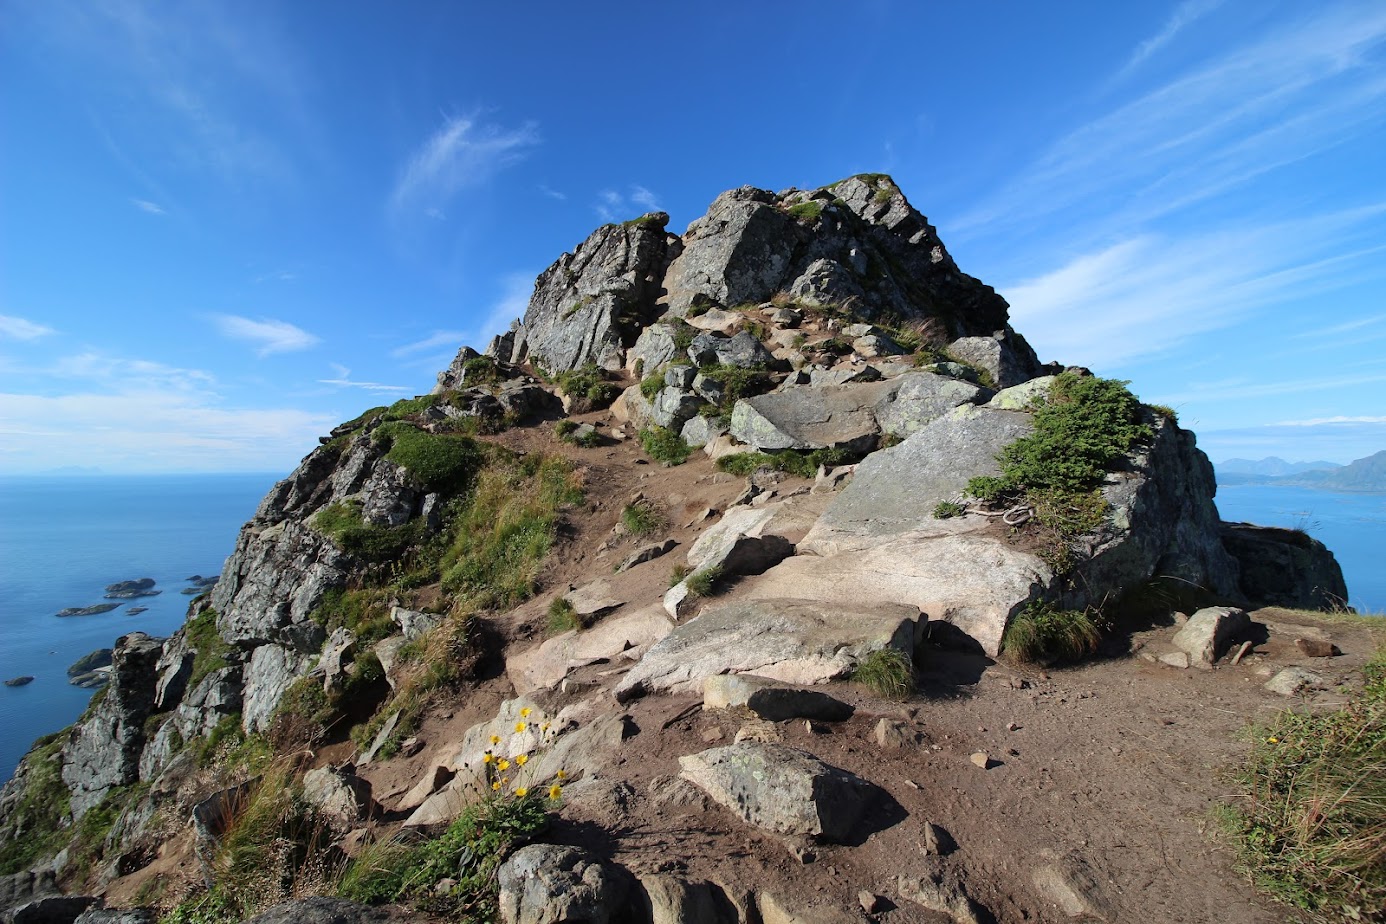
[696,363,771,409]
[186,607,232,691]
[309,588,395,647]
[460,355,503,385]
[554,363,618,410]
[640,369,665,401]
[311,500,418,563]
[669,319,698,352]
[621,501,665,537]
[0,737,71,874]
[932,500,965,519]
[1003,602,1102,664]
[1147,403,1179,422]
[715,448,850,479]
[554,419,578,439]
[787,200,824,222]
[382,394,439,420]
[546,597,581,636]
[1213,647,1386,921]
[555,420,600,448]
[638,427,692,466]
[852,648,914,699]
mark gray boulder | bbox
[8,895,100,923]
[74,909,156,924]
[729,385,884,453]
[687,331,776,369]
[947,327,1046,388]
[1220,523,1350,611]
[678,743,873,842]
[615,598,918,701]
[650,387,704,431]
[634,876,739,924]
[241,898,394,924]
[61,633,163,820]
[685,505,796,578]
[390,606,442,641]
[626,323,681,375]
[497,844,627,924]
[242,644,312,733]
[513,214,674,373]
[1265,667,1324,696]
[703,675,854,722]
[679,416,726,450]
[1171,607,1250,668]
[301,766,373,830]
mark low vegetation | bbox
[554,420,600,448]
[638,426,692,466]
[852,648,914,699]
[620,500,665,537]
[1002,601,1102,664]
[185,606,232,690]
[716,448,851,479]
[1214,647,1386,922]
[0,735,70,875]
[553,363,618,411]
[546,597,581,635]
[932,500,965,519]
[967,373,1152,573]
[683,565,722,599]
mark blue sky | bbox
[2,0,1384,474]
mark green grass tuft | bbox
[683,566,722,599]
[372,422,485,494]
[1003,602,1102,664]
[621,501,665,537]
[852,648,914,699]
[932,500,965,519]
[715,448,850,479]
[1213,647,1386,921]
[638,426,692,466]
[546,597,581,636]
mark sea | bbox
[0,474,1381,785]
[0,474,277,784]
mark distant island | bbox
[1217,450,1386,492]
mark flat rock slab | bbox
[1171,606,1249,668]
[507,605,675,694]
[678,742,873,842]
[1265,666,1323,696]
[686,504,795,577]
[615,598,919,701]
[564,579,624,618]
[704,674,854,722]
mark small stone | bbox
[859,891,885,915]
[733,720,782,744]
[1295,638,1341,658]
[1006,722,1020,731]
[700,726,724,743]
[1172,611,1189,626]
[1158,651,1190,669]
[922,822,956,856]
[789,842,816,864]
[874,718,910,749]
[970,752,992,770]
[805,720,829,734]
[1265,667,1323,696]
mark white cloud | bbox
[391,114,539,216]
[0,314,56,340]
[213,314,320,356]
[130,197,165,215]
[539,184,567,201]
[594,185,662,222]
[1001,204,1386,368]
[317,363,411,395]
[391,331,468,359]
[1274,415,1386,427]
[1119,0,1226,76]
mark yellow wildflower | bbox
[541,722,551,732]
[1268,736,1279,744]
[514,721,527,733]
[549,784,563,800]
[515,787,528,798]
[555,769,567,779]
[483,753,494,764]
[498,759,510,771]
[520,707,532,718]
[490,734,501,745]
[515,754,528,766]
[492,781,501,791]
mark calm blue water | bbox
[0,474,276,783]
[1215,483,1385,615]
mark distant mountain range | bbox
[1216,451,1386,492]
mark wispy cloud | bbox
[212,314,319,356]
[130,197,165,215]
[954,4,1386,240]
[40,351,216,392]
[1001,203,1386,367]
[539,184,567,201]
[390,114,539,217]
[1274,415,1386,427]
[1118,0,1226,77]
[594,185,663,222]
[0,315,56,340]
[391,331,468,359]
[252,270,297,284]
[318,363,410,394]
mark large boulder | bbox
[678,743,874,842]
[497,844,627,924]
[1171,606,1250,668]
[1219,523,1350,610]
[506,606,675,694]
[61,633,164,820]
[685,505,796,577]
[614,598,919,701]
[511,214,675,373]
[947,328,1047,388]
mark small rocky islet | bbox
[0,175,1375,924]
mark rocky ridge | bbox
[0,175,1362,924]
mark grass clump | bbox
[554,363,618,411]
[852,648,914,699]
[638,426,692,466]
[1213,647,1386,921]
[695,363,772,410]
[309,587,395,647]
[639,368,666,401]
[932,500,965,519]
[311,500,418,563]
[372,422,484,495]
[185,606,232,691]
[554,420,600,448]
[669,319,698,352]
[382,394,439,420]
[1147,403,1179,422]
[716,448,851,479]
[621,501,665,537]
[1003,601,1102,664]
[460,355,503,385]
[787,200,824,222]
[683,566,722,599]
[546,597,582,636]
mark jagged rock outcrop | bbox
[1219,522,1350,610]
[61,633,163,820]
[511,214,677,373]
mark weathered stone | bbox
[1157,651,1190,669]
[679,743,873,842]
[1295,638,1341,658]
[923,822,955,856]
[1220,523,1350,611]
[9,895,101,923]
[730,386,882,453]
[703,675,853,723]
[664,365,697,389]
[985,376,1055,411]
[871,373,990,439]
[680,415,726,450]
[1171,607,1249,668]
[651,387,704,431]
[564,579,624,619]
[506,606,674,694]
[242,644,313,733]
[616,539,677,573]
[897,873,983,924]
[947,328,1045,388]
[874,718,910,748]
[497,844,627,924]
[390,606,442,641]
[1265,667,1323,696]
[663,582,696,621]
[61,633,164,820]
[611,384,656,430]
[301,766,373,830]
[687,331,777,369]
[685,308,743,334]
[627,324,681,376]
[852,333,906,358]
[317,627,356,696]
[635,875,738,924]
[686,505,796,578]
[74,909,156,924]
[808,365,881,388]
[242,897,394,924]
[616,598,917,701]
[515,215,674,373]
[356,711,399,766]
[757,891,861,924]
[373,637,406,690]
[1032,855,1118,921]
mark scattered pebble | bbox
[970,751,993,770]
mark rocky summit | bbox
[0,176,1370,924]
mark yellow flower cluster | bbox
[478,706,566,805]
